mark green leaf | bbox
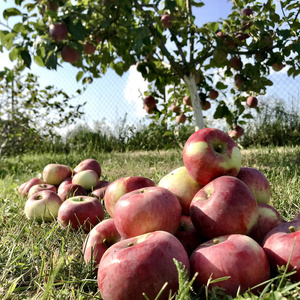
[9,48,19,61]
[3,8,22,20]
[20,50,32,68]
[76,71,84,82]
[216,81,228,90]
[34,56,45,67]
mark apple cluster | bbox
[19,129,300,299]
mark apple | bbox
[246,96,258,108]
[236,166,271,204]
[144,105,154,114]
[18,181,28,195]
[20,177,46,198]
[113,186,182,239]
[183,95,192,106]
[201,100,211,111]
[190,234,271,297]
[61,45,79,63]
[235,32,250,41]
[104,176,156,217]
[57,195,105,232]
[49,23,68,42]
[228,125,244,140]
[208,90,218,100]
[234,74,244,90]
[57,183,87,201]
[73,158,102,178]
[24,190,63,222]
[170,103,181,113]
[72,169,99,191]
[158,166,203,215]
[98,230,190,300]
[91,186,109,200]
[229,56,243,70]
[57,177,73,195]
[83,42,96,55]
[263,219,300,281]
[176,113,187,124]
[249,203,284,244]
[213,49,228,64]
[183,127,242,186]
[242,6,253,16]
[94,180,110,190]
[190,176,258,240]
[83,218,122,268]
[28,183,56,198]
[161,14,172,29]
[272,62,284,72]
[43,163,72,186]
[144,95,156,109]
[175,215,202,257]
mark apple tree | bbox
[0,0,299,134]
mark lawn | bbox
[1,146,300,299]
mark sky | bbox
[0,0,299,132]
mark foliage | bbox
[0,65,85,157]
[0,0,299,130]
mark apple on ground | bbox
[249,203,284,245]
[61,45,80,63]
[19,177,46,198]
[49,23,68,42]
[104,176,156,217]
[28,183,56,198]
[176,113,187,124]
[183,127,242,186]
[73,158,102,178]
[57,183,87,202]
[190,234,270,297]
[83,218,122,269]
[246,96,258,108]
[98,230,190,300]
[57,195,105,232]
[91,186,109,200]
[24,190,63,222]
[72,169,99,191]
[263,219,300,281]
[160,14,172,29]
[158,166,203,215]
[18,181,28,195]
[236,166,271,204]
[43,163,72,186]
[94,180,110,190]
[190,176,258,240]
[57,177,73,195]
[113,186,182,239]
[228,125,244,140]
[175,215,203,257]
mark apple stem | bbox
[127,242,134,247]
[213,239,219,244]
[289,226,296,233]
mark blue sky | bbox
[0,1,298,130]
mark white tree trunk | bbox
[184,74,205,131]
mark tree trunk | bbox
[184,74,205,131]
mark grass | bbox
[1,146,300,299]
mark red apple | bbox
[242,6,253,16]
[144,105,154,114]
[236,166,271,204]
[114,186,182,239]
[94,180,110,190]
[144,95,156,109]
[49,23,68,41]
[175,215,202,257]
[208,90,218,100]
[24,190,63,222]
[183,127,242,186]
[20,177,46,198]
[201,100,211,111]
[234,74,244,90]
[91,186,109,200]
[246,96,258,108]
[18,181,28,195]
[28,183,56,198]
[263,219,300,281]
[183,95,192,106]
[272,62,284,72]
[83,41,96,55]
[57,177,73,195]
[57,183,87,202]
[83,218,122,268]
[57,195,105,232]
[190,176,258,240]
[73,158,102,177]
[104,176,156,217]
[98,230,190,300]
[190,234,271,297]
[43,163,72,186]
[158,166,203,215]
[229,56,243,70]
[72,169,99,191]
[61,45,79,63]
[228,125,244,140]
[161,14,172,29]
[170,103,181,113]
[176,113,187,124]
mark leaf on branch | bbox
[3,8,22,20]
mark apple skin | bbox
[176,113,187,124]
[272,62,284,72]
[161,14,172,29]
[91,186,109,200]
[175,215,203,257]
[144,95,156,109]
[183,95,192,106]
[183,128,242,186]
[72,169,99,191]
[20,177,46,198]
[61,45,79,63]
[28,183,56,198]
[73,158,101,178]
[83,42,96,55]
[24,190,63,222]
[246,96,258,108]
[57,177,73,195]
[190,176,258,240]
[94,180,110,190]
[49,23,68,42]
[170,103,181,113]
[83,218,122,269]
[57,183,87,202]
[249,203,284,245]
[97,230,190,300]
[236,166,271,204]
[104,176,156,217]
[114,186,182,239]
[43,164,72,186]
[229,56,243,70]
[57,196,105,232]
[158,166,203,215]
[208,90,218,100]
[190,234,271,297]
[228,125,244,140]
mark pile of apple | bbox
[18,128,300,300]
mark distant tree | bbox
[0,0,299,133]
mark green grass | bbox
[1,146,300,299]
